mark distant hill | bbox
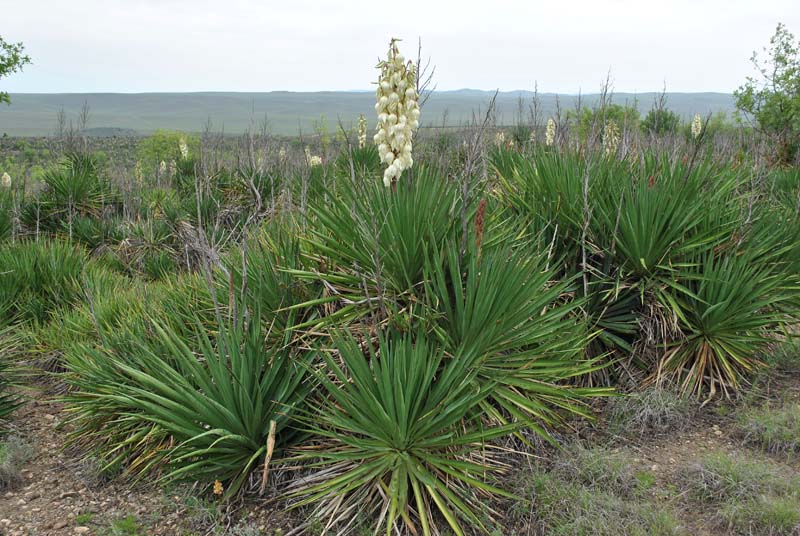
[0,90,737,137]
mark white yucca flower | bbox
[279,147,287,160]
[1,172,10,187]
[179,137,189,159]
[159,160,167,175]
[691,113,703,139]
[374,38,420,187]
[168,160,177,177]
[357,114,368,149]
[529,130,536,144]
[603,120,620,156]
[545,118,556,146]
[305,147,322,167]
[494,131,506,147]
[134,162,144,185]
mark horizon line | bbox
[6,88,736,96]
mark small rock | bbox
[74,527,90,534]
[43,413,56,421]
[0,519,11,527]
[53,521,68,530]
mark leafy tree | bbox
[568,103,640,141]
[0,36,31,105]
[734,23,800,163]
[641,108,681,135]
[137,130,197,172]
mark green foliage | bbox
[302,167,462,314]
[289,332,515,536]
[20,152,119,243]
[0,240,92,326]
[64,315,312,497]
[0,328,22,431]
[641,108,681,135]
[0,36,31,105]
[567,103,640,141]
[734,23,800,163]
[137,130,198,176]
[424,239,604,435]
[661,251,793,398]
[225,220,320,339]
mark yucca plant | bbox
[424,238,607,437]
[20,152,118,236]
[296,167,463,328]
[333,144,381,182]
[657,250,796,398]
[595,156,740,284]
[289,332,516,535]
[0,326,22,431]
[225,219,320,339]
[64,313,312,497]
[0,240,88,326]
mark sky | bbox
[1,0,799,94]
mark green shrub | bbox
[64,314,311,497]
[289,331,515,535]
[0,240,91,326]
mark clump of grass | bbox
[679,451,800,535]
[103,515,142,536]
[528,469,684,535]
[605,388,692,438]
[516,446,685,535]
[762,339,800,371]
[738,403,800,455]
[0,435,30,488]
[550,445,644,498]
[719,497,800,536]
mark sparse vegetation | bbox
[739,403,800,455]
[679,452,800,535]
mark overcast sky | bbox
[2,0,799,94]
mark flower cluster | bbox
[691,114,703,139]
[1,172,10,188]
[179,137,189,159]
[494,131,506,147]
[305,147,322,167]
[374,38,420,187]
[279,146,287,160]
[357,114,368,149]
[545,118,556,147]
[603,120,620,156]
